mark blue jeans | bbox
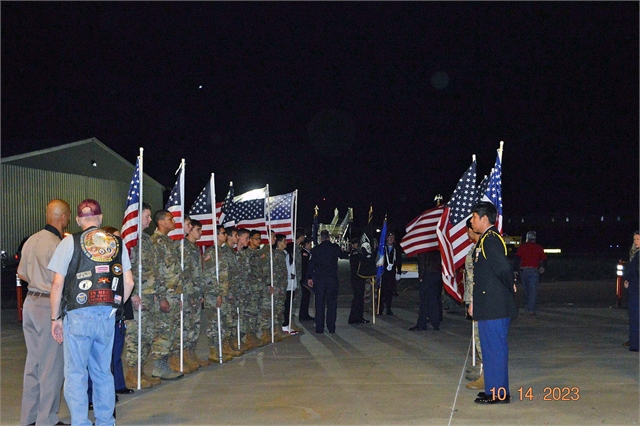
[63,306,116,426]
[520,268,540,313]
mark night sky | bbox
[2,2,638,231]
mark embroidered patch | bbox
[114,294,122,305]
[88,289,114,304]
[76,293,88,304]
[95,265,110,274]
[97,277,110,285]
[78,280,92,291]
[112,264,122,275]
[111,277,119,291]
[76,270,92,279]
[81,228,120,263]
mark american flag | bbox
[188,181,224,247]
[436,160,478,302]
[121,157,141,253]
[399,205,445,257]
[480,150,503,233]
[219,184,236,227]
[165,162,184,241]
[225,187,295,244]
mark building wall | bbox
[1,164,163,254]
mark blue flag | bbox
[375,216,388,285]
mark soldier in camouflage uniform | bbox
[180,219,208,370]
[123,202,166,388]
[249,230,275,345]
[202,226,242,363]
[463,218,483,388]
[236,228,261,349]
[149,210,185,380]
[272,234,290,341]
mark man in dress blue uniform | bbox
[468,201,518,404]
[49,199,134,425]
[307,230,348,333]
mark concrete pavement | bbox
[2,274,638,425]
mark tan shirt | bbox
[17,228,62,293]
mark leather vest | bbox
[63,227,124,313]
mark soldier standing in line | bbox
[180,219,209,369]
[272,234,291,340]
[123,202,169,387]
[149,210,185,380]
[236,228,261,350]
[203,226,242,363]
[463,218,484,390]
[251,230,276,345]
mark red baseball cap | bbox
[77,199,102,217]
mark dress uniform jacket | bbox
[472,226,518,321]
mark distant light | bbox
[617,216,621,221]
[565,217,569,222]
[198,85,203,89]
[91,160,97,167]
[544,248,562,254]
[601,216,604,221]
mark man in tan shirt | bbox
[18,199,71,426]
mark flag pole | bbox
[266,184,274,343]
[179,159,185,373]
[137,148,143,390]
[471,321,476,366]
[288,190,298,331]
[211,173,223,360]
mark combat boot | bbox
[466,374,484,390]
[125,365,152,389]
[168,353,198,374]
[152,358,184,380]
[208,346,232,363]
[223,338,242,357]
[183,349,202,371]
[243,332,260,350]
[142,372,161,386]
[259,328,272,345]
[189,348,210,367]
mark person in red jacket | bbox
[514,231,547,316]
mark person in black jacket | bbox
[307,230,348,333]
[348,239,369,324]
[468,202,518,404]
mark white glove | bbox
[395,273,401,281]
[539,267,545,274]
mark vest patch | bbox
[78,280,92,290]
[88,289,114,304]
[95,265,109,273]
[112,264,122,275]
[111,277,119,291]
[76,270,92,279]
[81,229,119,263]
[76,293,88,304]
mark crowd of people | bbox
[16,197,639,423]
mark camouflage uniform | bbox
[243,248,264,334]
[272,248,288,327]
[150,230,184,360]
[464,243,482,361]
[202,243,239,346]
[182,239,204,351]
[255,245,273,330]
[124,232,159,369]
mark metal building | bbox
[1,137,165,255]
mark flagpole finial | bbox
[314,205,319,215]
[472,154,476,162]
[434,194,443,206]
[230,181,233,186]
[499,140,504,151]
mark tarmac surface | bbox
[1,260,639,425]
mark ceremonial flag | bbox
[436,158,478,302]
[266,191,296,242]
[399,205,445,257]
[375,215,388,284]
[121,157,141,253]
[480,145,503,233]
[165,160,185,241]
[188,178,225,247]
[219,183,236,226]
[358,205,377,278]
[225,186,268,242]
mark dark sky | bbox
[2,2,638,230]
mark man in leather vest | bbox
[49,199,134,425]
